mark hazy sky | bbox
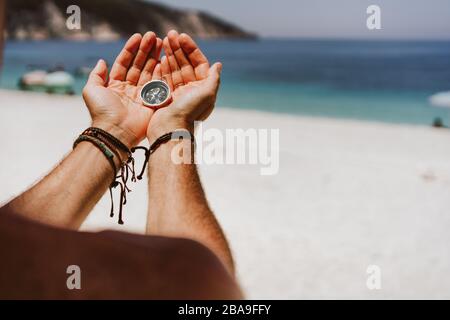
[154,0,450,39]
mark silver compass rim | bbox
[140,80,171,107]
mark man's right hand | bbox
[147,30,222,142]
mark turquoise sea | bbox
[1,39,450,125]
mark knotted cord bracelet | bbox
[132,130,196,180]
[74,128,138,225]
[73,128,195,225]
[83,127,131,156]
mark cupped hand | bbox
[82,32,163,148]
[147,30,222,141]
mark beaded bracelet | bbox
[73,135,118,178]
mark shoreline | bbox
[0,88,446,129]
[1,89,450,299]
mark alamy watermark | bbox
[367,5,382,30]
[170,122,280,176]
[66,264,81,290]
[66,5,81,30]
[366,265,382,290]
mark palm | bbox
[165,80,212,118]
[83,32,162,146]
[91,81,153,138]
[172,79,210,103]
[148,31,219,133]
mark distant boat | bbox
[429,91,450,108]
[74,66,93,77]
[18,70,75,94]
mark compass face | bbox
[140,80,170,107]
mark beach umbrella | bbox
[429,91,450,128]
[429,91,450,108]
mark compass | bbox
[140,80,171,108]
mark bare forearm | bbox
[3,124,132,229]
[147,138,235,275]
[4,142,114,229]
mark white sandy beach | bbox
[1,89,450,299]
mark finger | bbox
[163,36,184,88]
[152,63,162,81]
[167,30,196,83]
[125,32,156,85]
[179,33,209,80]
[109,33,142,83]
[160,56,174,91]
[86,59,108,87]
[138,37,163,85]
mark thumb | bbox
[86,59,108,87]
[206,62,222,90]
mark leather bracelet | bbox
[73,128,141,226]
[132,130,195,180]
[150,130,195,154]
[83,127,131,156]
[73,135,117,179]
[85,131,125,167]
